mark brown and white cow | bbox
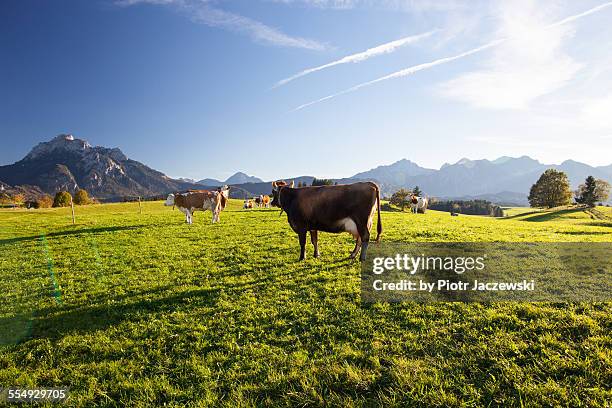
[262,195,270,208]
[271,180,382,262]
[410,195,428,214]
[165,185,229,224]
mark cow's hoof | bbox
[314,253,320,258]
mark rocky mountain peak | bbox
[25,133,93,160]
[225,172,263,184]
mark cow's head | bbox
[218,185,230,209]
[271,180,294,208]
[164,193,175,206]
[411,195,418,204]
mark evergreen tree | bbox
[575,177,609,206]
[412,186,422,196]
[528,169,572,208]
[575,176,597,206]
[311,178,334,186]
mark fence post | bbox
[70,195,75,224]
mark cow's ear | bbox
[272,181,276,187]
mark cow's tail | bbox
[375,184,382,243]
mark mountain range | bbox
[354,156,612,204]
[1,134,610,205]
[197,172,264,186]
[0,134,205,200]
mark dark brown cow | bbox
[271,180,382,261]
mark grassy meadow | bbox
[1,200,611,406]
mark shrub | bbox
[53,191,73,207]
[74,189,91,205]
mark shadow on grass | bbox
[512,208,586,222]
[380,204,406,213]
[26,287,219,341]
[0,225,147,246]
[584,221,612,228]
[502,210,544,219]
[560,231,612,235]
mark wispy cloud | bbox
[439,0,582,110]
[267,0,357,9]
[116,0,327,50]
[116,0,181,5]
[293,39,503,110]
[268,0,466,12]
[274,30,437,88]
[293,1,612,110]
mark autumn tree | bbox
[594,179,611,204]
[37,194,53,208]
[13,193,25,208]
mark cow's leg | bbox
[310,230,319,258]
[357,222,371,262]
[298,230,307,261]
[349,237,362,259]
[182,208,191,224]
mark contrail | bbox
[294,1,612,111]
[294,39,504,111]
[274,30,437,88]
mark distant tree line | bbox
[429,200,504,217]
[311,178,336,186]
[0,189,95,209]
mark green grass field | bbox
[1,201,611,406]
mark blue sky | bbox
[1,0,611,181]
